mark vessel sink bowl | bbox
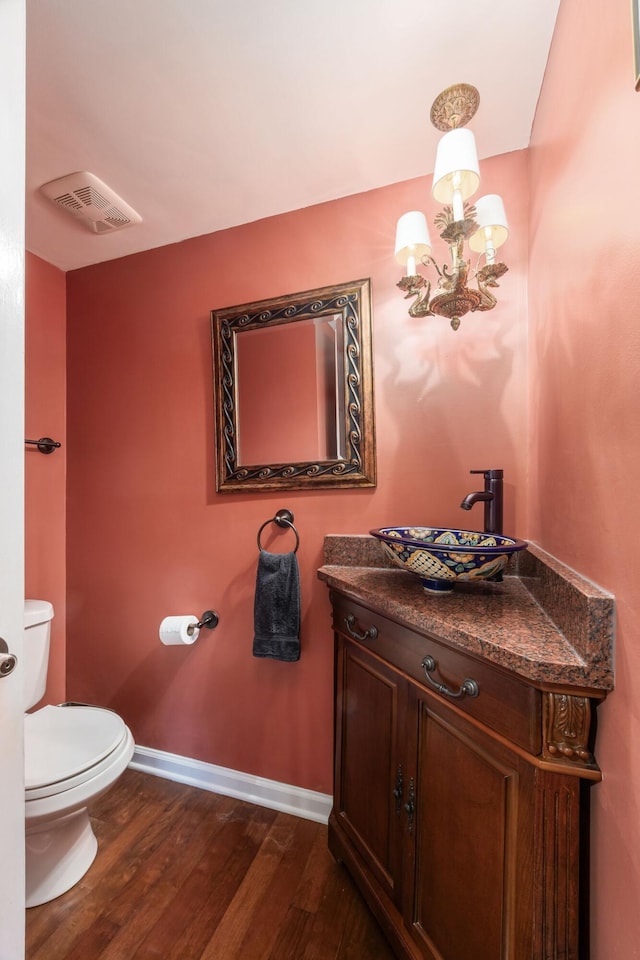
[370,526,528,593]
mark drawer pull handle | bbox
[344,614,378,642]
[421,655,479,700]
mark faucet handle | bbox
[470,468,503,479]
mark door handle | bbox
[0,637,18,677]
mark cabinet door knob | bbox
[421,655,479,700]
[344,614,378,642]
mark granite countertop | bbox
[318,535,614,693]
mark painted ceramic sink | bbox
[370,526,528,593]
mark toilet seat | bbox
[25,704,129,800]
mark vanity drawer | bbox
[332,593,542,755]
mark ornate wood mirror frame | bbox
[211,278,376,492]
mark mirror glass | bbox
[211,278,376,491]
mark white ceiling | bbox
[26,0,560,273]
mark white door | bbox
[0,1,27,958]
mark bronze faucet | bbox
[460,469,503,536]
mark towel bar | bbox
[25,437,61,454]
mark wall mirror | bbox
[211,278,376,492]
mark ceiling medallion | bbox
[430,83,480,132]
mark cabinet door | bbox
[333,638,405,906]
[406,690,533,960]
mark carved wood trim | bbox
[543,693,596,769]
[533,772,581,959]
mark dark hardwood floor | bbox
[26,769,395,960]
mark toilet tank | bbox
[23,600,54,711]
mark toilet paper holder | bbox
[194,610,219,631]
[159,610,220,645]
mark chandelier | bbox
[394,84,509,331]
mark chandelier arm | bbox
[420,253,443,279]
[468,250,485,279]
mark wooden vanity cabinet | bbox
[329,590,595,960]
[334,638,406,909]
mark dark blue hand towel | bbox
[252,550,301,661]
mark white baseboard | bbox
[129,745,332,825]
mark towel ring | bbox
[257,508,300,554]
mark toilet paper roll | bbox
[159,615,200,646]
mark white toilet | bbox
[24,600,135,908]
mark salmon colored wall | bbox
[65,150,529,793]
[528,0,640,955]
[25,251,66,707]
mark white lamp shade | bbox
[469,194,509,252]
[394,211,431,267]
[432,128,480,205]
